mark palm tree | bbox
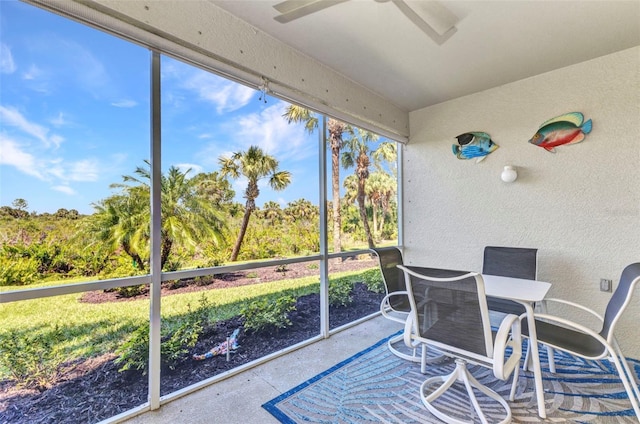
[371,142,397,177]
[93,161,226,270]
[219,145,291,261]
[366,171,396,239]
[342,130,396,248]
[341,129,376,248]
[282,105,347,253]
[285,198,319,223]
[191,171,235,206]
[260,200,283,224]
[91,190,149,270]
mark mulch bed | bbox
[0,257,382,424]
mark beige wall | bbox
[404,47,640,357]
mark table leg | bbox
[523,302,546,418]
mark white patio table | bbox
[483,274,552,419]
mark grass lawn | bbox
[0,268,373,380]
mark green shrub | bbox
[329,278,354,307]
[0,326,66,390]
[241,295,296,333]
[162,258,182,272]
[114,284,146,298]
[73,251,109,277]
[359,268,386,294]
[0,256,39,286]
[115,297,209,373]
[162,320,202,370]
[114,322,150,373]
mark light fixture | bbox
[501,166,517,183]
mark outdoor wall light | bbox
[501,165,518,183]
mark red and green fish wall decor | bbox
[528,112,592,153]
[452,132,499,163]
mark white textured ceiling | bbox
[211,0,640,112]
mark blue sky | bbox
[1,1,331,215]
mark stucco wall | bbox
[404,47,640,357]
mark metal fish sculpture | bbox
[528,112,592,153]
[452,132,499,163]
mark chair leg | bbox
[546,345,556,373]
[509,361,519,401]
[388,333,446,371]
[522,339,556,374]
[420,359,511,424]
[388,333,421,362]
[610,344,640,419]
[523,339,531,372]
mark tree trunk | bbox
[331,148,342,253]
[230,209,251,262]
[372,203,379,240]
[378,207,386,238]
[123,240,145,272]
[160,234,172,270]
[230,193,256,261]
[328,119,343,254]
[357,180,374,248]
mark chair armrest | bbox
[402,313,422,349]
[541,298,604,322]
[381,291,409,324]
[493,313,522,380]
[533,313,608,346]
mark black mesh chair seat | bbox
[522,263,640,419]
[522,317,607,358]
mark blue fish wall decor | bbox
[528,112,592,153]
[452,132,499,162]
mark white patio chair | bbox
[399,264,522,424]
[371,247,424,363]
[522,262,640,419]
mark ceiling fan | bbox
[273,0,458,45]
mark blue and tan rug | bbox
[263,333,640,423]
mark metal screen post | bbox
[397,143,404,249]
[148,51,162,410]
[319,115,329,337]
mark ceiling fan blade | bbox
[392,0,458,44]
[273,0,350,23]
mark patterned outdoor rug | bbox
[263,333,640,423]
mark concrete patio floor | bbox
[123,315,402,424]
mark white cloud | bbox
[232,176,248,197]
[68,159,100,182]
[21,64,42,80]
[60,39,111,98]
[182,69,255,114]
[0,43,16,74]
[0,135,44,179]
[111,99,137,108]
[52,185,76,195]
[0,106,63,148]
[175,163,203,176]
[233,102,314,160]
[49,112,69,128]
[110,152,128,165]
